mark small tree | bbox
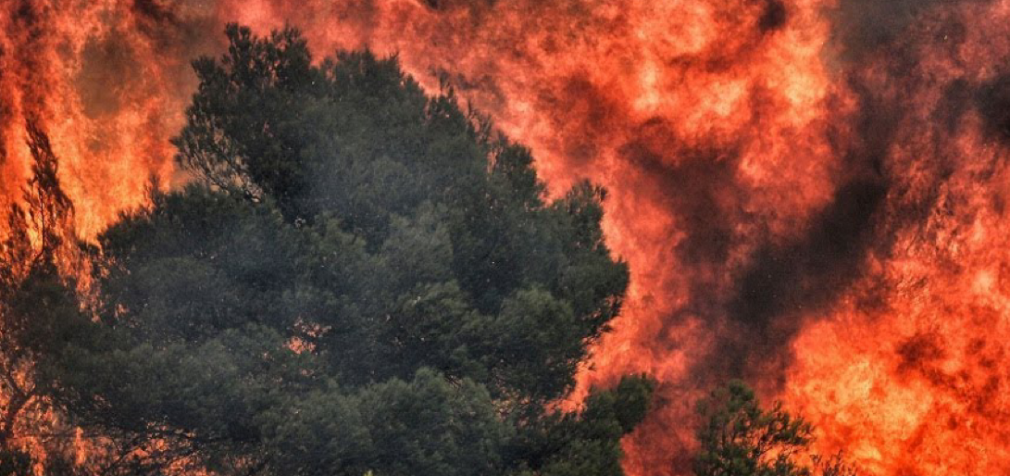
[694,381,858,476]
[0,122,92,475]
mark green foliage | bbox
[512,375,655,476]
[0,122,100,476]
[7,24,648,476]
[694,381,859,476]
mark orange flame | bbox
[0,0,215,238]
[3,1,1010,475]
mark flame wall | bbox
[0,0,219,237]
[2,0,1010,475]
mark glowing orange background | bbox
[3,1,1010,474]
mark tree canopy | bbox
[0,25,652,476]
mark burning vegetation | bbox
[2,0,1010,475]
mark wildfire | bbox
[2,0,1010,475]
[0,0,214,239]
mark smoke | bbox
[978,72,1010,143]
[4,0,1010,475]
[827,0,990,59]
[77,33,142,119]
[758,0,789,33]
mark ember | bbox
[2,0,1009,475]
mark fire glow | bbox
[3,0,1010,475]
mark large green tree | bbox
[12,25,651,476]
